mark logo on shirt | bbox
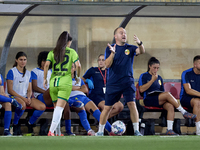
[19,81,24,83]
[125,49,130,55]
[95,72,100,73]
[190,80,194,82]
[158,80,161,85]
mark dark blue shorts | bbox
[180,95,193,109]
[68,95,91,106]
[89,94,105,106]
[37,93,53,107]
[105,84,135,106]
[144,94,162,108]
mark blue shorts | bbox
[68,95,91,106]
[180,95,193,109]
[37,93,53,107]
[105,84,135,106]
[144,94,162,108]
[89,94,105,106]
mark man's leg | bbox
[191,98,200,135]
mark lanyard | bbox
[98,68,106,86]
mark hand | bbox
[86,79,94,89]
[133,35,141,45]
[107,43,116,54]
[43,79,47,89]
[151,73,158,82]
[27,98,32,106]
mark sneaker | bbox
[109,131,117,136]
[11,99,22,110]
[4,129,12,136]
[13,124,22,136]
[26,122,34,135]
[166,129,179,136]
[183,112,197,119]
[68,99,84,108]
[95,132,104,136]
[66,131,76,136]
[134,130,143,136]
[48,131,55,136]
[56,133,64,136]
[87,129,95,136]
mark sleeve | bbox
[72,50,79,63]
[83,67,93,79]
[0,74,4,86]
[160,77,164,91]
[6,69,14,80]
[31,71,37,80]
[46,51,53,62]
[81,79,85,86]
[105,46,111,60]
[29,72,32,82]
[182,71,189,84]
[138,73,147,86]
[131,45,138,57]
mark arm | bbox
[134,35,145,55]
[43,61,50,89]
[75,60,81,78]
[183,83,200,97]
[0,86,8,97]
[139,73,158,93]
[32,79,45,93]
[105,44,116,68]
[72,84,88,94]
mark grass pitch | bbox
[0,135,199,150]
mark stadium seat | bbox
[163,82,181,99]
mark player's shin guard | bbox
[78,110,91,131]
[93,109,111,132]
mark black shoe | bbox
[26,121,35,134]
[13,124,22,136]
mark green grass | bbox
[0,135,199,150]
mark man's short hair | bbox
[193,55,200,63]
[114,27,124,35]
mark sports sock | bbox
[4,111,12,130]
[132,122,139,132]
[49,106,64,133]
[98,124,105,133]
[176,105,186,114]
[65,120,72,133]
[13,108,25,125]
[195,121,200,131]
[78,110,91,132]
[29,110,45,124]
[92,109,111,132]
[0,95,12,103]
[167,120,174,130]
[55,122,61,136]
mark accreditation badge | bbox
[103,87,106,94]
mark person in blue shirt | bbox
[96,27,145,136]
[0,74,22,136]
[180,55,200,135]
[82,54,124,118]
[139,57,196,135]
[6,51,46,135]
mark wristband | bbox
[137,41,143,46]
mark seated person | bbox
[82,54,124,118]
[180,55,200,135]
[66,63,113,135]
[139,57,196,135]
[6,51,46,135]
[0,74,22,136]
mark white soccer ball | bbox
[111,120,126,135]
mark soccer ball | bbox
[111,120,126,135]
